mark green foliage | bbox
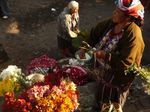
[125,64,150,83]
[72,29,89,49]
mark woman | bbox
[80,0,145,111]
[57,1,80,57]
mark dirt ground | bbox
[0,0,150,71]
[0,0,150,111]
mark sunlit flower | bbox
[35,79,79,112]
[0,65,22,81]
[26,73,45,83]
[26,85,50,101]
[0,79,20,96]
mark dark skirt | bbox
[94,68,133,109]
[57,35,76,55]
[57,35,72,49]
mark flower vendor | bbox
[79,0,145,111]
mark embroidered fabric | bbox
[94,29,124,68]
[95,29,124,53]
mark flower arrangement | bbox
[35,79,79,112]
[1,79,79,112]
[0,65,24,96]
[0,79,20,97]
[0,56,89,112]
[2,92,32,112]
[0,65,22,81]
[25,84,50,102]
[62,65,88,86]
[0,66,44,97]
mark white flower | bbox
[26,73,45,83]
[0,65,22,81]
[69,58,80,65]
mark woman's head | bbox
[115,0,144,19]
[68,1,79,14]
[112,8,128,24]
[113,0,144,26]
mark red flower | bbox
[2,92,32,112]
[62,65,88,86]
[26,55,60,75]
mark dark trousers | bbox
[0,0,9,16]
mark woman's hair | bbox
[68,1,79,9]
[129,16,144,27]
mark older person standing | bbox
[57,1,80,57]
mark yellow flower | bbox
[35,79,79,111]
[0,79,20,96]
[0,79,14,96]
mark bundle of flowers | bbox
[1,79,79,112]
[0,65,46,97]
[26,55,88,86]
[0,79,20,97]
[0,65,22,81]
[2,92,32,112]
[44,70,62,86]
[0,65,24,96]
[26,55,60,75]
[62,65,88,86]
[35,79,79,112]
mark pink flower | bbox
[26,85,50,101]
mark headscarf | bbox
[68,1,79,9]
[115,0,144,19]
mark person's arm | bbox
[87,18,113,47]
[107,24,145,71]
[75,13,80,33]
[64,14,78,38]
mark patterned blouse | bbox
[96,29,124,53]
[95,29,124,68]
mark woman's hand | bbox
[94,50,106,59]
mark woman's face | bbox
[70,7,79,14]
[112,8,127,23]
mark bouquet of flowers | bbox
[0,65,22,81]
[0,65,24,96]
[2,79,79,112]
[35,79,79,112]
[0,56,87,112]
[0,79,20,97]
[2,92,32,112]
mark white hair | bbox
[68,1,79,9]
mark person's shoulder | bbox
[60,8,71,19]
[126,22,141,32]
[125,22,143,43]
[59,8,68,16]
